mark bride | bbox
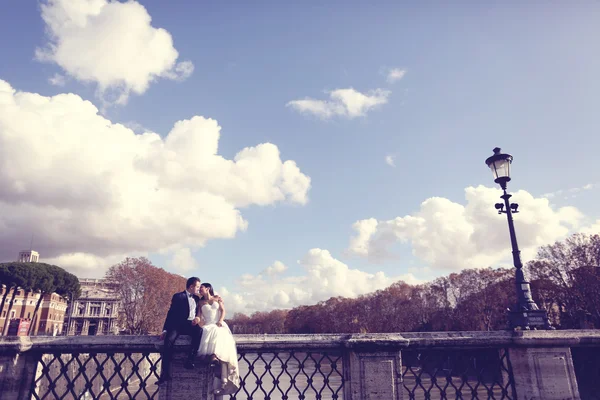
[196,282,240,395]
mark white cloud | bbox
[348,185,584,271]
[287,88,390,119]
[386,68,406,83]
[0,80,310,275]
[385,155,396,167]
[48,73,66,86]
[36,0,193,105]
[262,260,288,276]
[580,219,600,236]
[44,252,135,278]
[542,183,597,199]
[221,249,420,314]
[165,247,198,273]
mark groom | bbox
[156,276,203,385]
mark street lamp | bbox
[485,147,553,330]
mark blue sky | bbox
[1,1,598,313]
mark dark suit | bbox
[160,290,202,379]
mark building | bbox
[37,292,68,336]
[0,250,68,336]
[18,250,39,263]
[64,278,121,336]
[0,290,68,336]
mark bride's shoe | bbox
[213,379,228,395]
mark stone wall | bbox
[1,330,599,399]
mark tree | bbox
[448,268,513,331]
[0,262,80,335]
[105,257,186,334]
[527,233,600,328]
[223,233,600,334]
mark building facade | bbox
[0,288,68,336]
[18,250,39,263]
[65,278,121,336]
[0,250,68,336]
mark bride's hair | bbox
[200,282,215,299]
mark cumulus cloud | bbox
[262,260,288,276]
[385,155,396,167]
[0,80,310,275]
[580,220,600,235]
[348,185,584,270]
[36,0,193,104]
[165,247,198,273]
[44,252,136,278]
[287,88,390,119]
[220,249,420,314]
[386,68,406,83]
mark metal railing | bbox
[30,352,161,400]
[401,348,516,400]
[572,346,600,400]
[233,350,344,400]
[24,334,519,400]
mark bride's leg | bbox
[220,362,228,386]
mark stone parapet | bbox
[0,330,598,399]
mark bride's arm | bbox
[217,299,226,327]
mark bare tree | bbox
[106,257,186,334]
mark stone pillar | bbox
[82,320,89,335]
[509,347,580,399]
[343,337,406,400]
[0,337,38,400]
[97,320,104,336]
[156,337,223,400]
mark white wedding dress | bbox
[197,301,240,395]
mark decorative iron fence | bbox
[27,348,516,400]
[231,350,344,400]
[572,346,600,400]
[29,352,161,400]
[401,348,516,400]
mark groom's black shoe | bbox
[184,356,195,370]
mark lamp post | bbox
[485,147,553,330]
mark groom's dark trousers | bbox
[160,291,202,380]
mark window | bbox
[10,310,16,319]
[27,312,31,319]
[90,303,101,316]
[2,311,5,318]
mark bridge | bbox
[1,330,599,399]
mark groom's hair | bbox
[186,277,201,289]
